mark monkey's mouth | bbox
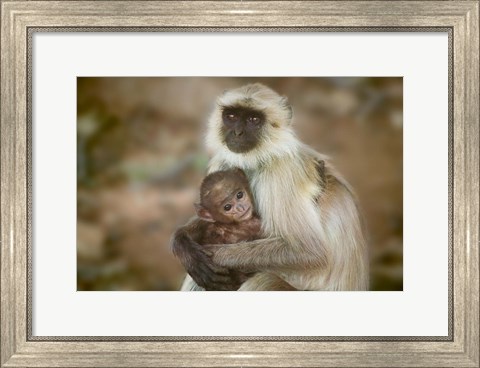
[226,137,258,153]
[238,207,252,220]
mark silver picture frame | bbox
[1,1,478,367]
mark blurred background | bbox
[77,77,403,291]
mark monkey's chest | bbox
[251,171,320,235]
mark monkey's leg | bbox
[238,273,296,291]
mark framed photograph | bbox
[1,1,478,367]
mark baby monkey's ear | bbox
[194,203,216,223]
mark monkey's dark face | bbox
[221,106,265,153]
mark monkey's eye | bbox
[248,116,261,125]
[224,204,232,211]
[226,113,237,121]
[236,191,244,199]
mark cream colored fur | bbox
[182,83,368,291]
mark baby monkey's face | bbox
[196,168,256,224]
[212,186,254,223]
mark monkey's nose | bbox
[236,204,245,211]
[234,128,244,136]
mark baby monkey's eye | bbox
[236,191,244,199]
[224,204,232,211]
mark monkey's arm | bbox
[210,236,326,272]
[210,159,331,272]
[171,218,249,291]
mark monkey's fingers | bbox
[208,263,230,276]
[194,255,228,276]
[201,243,225,258]
[202,248,214,258]
[200,264,237,284]
[229,270,251,285]
[194,266,240,291]
[186,246,241,289]
[190,263,232,287]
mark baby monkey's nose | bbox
[236,203,245,212]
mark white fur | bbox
[183,83,368,291]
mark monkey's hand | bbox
[172,228,249,291]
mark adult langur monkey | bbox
[172,83,369,291]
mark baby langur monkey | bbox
[191,168,296,291]
[194,168,262,245]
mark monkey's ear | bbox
[287,105,294,120]
[281,96,294,122]
[194,203,215,222]
[315,160,326,185]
